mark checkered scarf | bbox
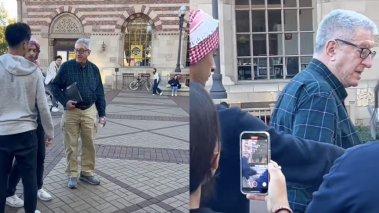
[29,38,41,68]
[189,10,219,65]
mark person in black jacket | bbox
[189,8,345,213]
[241,152,257,180]
[168,75,180,96]
[204,105,344,213]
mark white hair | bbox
[314,9,378,55]
[75,38,90,50]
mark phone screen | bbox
[240,131,270,194]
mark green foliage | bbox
[355,126,376,143]
[0,3,13,56]
[0,3,8,26]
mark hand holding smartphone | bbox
[240,131,271,195]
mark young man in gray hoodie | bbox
[0,23,54,213]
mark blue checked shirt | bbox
[51,59,106,117]
[270,59,361,212]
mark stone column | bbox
[48,39,55,66]
[205,0,235,88]
[349,101,357,125]
[16,0,22,22]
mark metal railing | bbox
[239,101,357,126]
[241,107,273,125]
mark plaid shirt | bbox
[51,59,106,117]
[270,59,361,212]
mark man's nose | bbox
[362,55,373,68]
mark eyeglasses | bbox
[74,49,89,54]
[335,39,376,60]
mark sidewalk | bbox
[5,90,189,213]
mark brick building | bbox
[193,0,379,123]
[16,0,190,87]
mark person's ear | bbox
[210,144,220,170]
[325,40,338,61]
[87,50,91,56]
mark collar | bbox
[307,58,348,101]
[76,60,88,69]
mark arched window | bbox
[123,16,152,67]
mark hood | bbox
[0,54,38,76]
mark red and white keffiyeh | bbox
[29,38,41,69]
[189,10,219,65]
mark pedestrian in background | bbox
[152,68,163,96]
[45,55,62,112]
[168,75,180,96]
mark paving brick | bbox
[5,90,189,213]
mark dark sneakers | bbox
[68,177,78,189]
[79,173,100,185]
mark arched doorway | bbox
[122,14,154,67]
[48,13,84,64]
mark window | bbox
[236,0,314,80]
[123,16,152,67]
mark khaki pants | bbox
[61,105,98,178]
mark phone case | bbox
[239,131,271,196]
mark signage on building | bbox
[130,45,143,67]
[68,51,76,60]
[285,33,292,40]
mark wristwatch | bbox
[272,206,293,213]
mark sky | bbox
[1,0,17,20]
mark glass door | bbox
[56,50,76,63]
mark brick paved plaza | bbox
[5,90,189,213]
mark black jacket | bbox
[168,79,180,87]
[205,105,345,213]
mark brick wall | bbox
[23,1,189,33]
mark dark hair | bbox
[55,55,62,60]
[153,68,157,72]
[220,102,230,108]
[5,23,31,48]
[190,81,221,195]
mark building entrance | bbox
[53,39,77,63]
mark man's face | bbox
[25,44,37,62]
[244,153,250,159]
[75,43,91,64]
[329,29,374,88]
[190,50,216,86]
[56,58,62,66]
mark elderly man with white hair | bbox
[51,38,106,189]
[270,9,378,212]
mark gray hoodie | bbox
[0,54,54,139]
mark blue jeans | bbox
[172,86,178,93]
[153,79,162,94]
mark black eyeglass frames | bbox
[335,38,376,60]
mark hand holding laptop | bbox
[64,82,82,110]
[66,100,77,110]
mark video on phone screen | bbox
[241,135,268,192]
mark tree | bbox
[8,18,16,25]
[0,3,10,55]
[0,3,8,26]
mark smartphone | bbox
[240,131,270,195]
